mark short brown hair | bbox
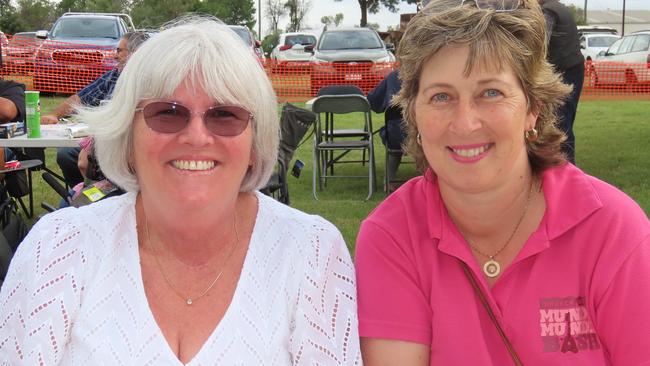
[395,0,571,174]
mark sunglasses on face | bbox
[135,101,252,137]
[461,0,521,11]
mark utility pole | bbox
[621,0,626,36]
[583,0,587,23]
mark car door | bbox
[596,37,627,84]
[627,34,650,83]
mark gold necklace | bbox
[463,178,535,278]
[144,210,240,306]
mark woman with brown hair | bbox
[355,0,650,364]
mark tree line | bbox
[0,0,256,34]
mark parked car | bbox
[2,32,43,76]
[270,32,317,72]
[34,12,135,93]
[228,25,264,61]
[589,31,650,88]
[580,33,620,61]
[577,25,618,38]
[10,31,38,44]
[307,27,396,96]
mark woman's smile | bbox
[447,143,493,163]
[171,159,217,171]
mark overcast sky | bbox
[255,0,648,36]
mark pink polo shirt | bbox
[356,163,650,365]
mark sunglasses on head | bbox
[135,101,252,137]
[461,0,520,11]
[421,0,520,11]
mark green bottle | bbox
[25,90,41,138]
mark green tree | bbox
[567,4,587,26]
[320,13,343,28]
[16,0,57,30]
[366,22,379,31]
[261,29,280,56]
[130,0,196,28]
[265,0,286,33]
[195,0,256,28]
[85,0,128,13]
[55,0,88,14]
[284,0,310,32]
[334,0,417,28]
[0,1,25,34]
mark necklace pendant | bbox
[483,259,501,278]
[186,298,193,305]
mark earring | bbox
[525,128,538,142]
[416,133,422,145]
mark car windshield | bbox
[230,27,252,46]
[588,36,619,47]
[51,18,119,39]
[319,31,382,50]
[285,34,316,46]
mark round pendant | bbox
[483,259,501,278]
[186,298,193,305]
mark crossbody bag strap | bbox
[460,261,524,366]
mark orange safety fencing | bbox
[1,36,117,93]
[2,35,649,101]
[582,60,650,100]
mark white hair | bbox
[77,18,279,192]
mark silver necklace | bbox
[464,178,535,278]
[144,210,240,305]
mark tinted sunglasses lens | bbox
[475,0,519,11]
[142,102,189,133]
[204,106,250,136]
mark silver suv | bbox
[590,30,650,88]
[307,28,395,96]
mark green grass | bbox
[24,99,650,253]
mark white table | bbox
[0,124,84,148]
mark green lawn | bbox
[24,98,650,252]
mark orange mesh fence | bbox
[582,60,650,100]
[3,41,649,101]
[1,35,116,93]
[266,60,397,102]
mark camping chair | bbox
[0,157,43,219]
[312,93,375,200]
[261,103,316,205]
[316,85,370,175]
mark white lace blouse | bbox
[0,192,361,365]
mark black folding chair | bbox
[311,93,375,200]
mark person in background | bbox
[0,80,24,125]
[367,69,407,193]
[538,0,584,164]
[0,18,360,364]
[41,31,150,187]
[355,0,650,364]
[0,80,25,165]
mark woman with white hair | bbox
[0,19,360,365]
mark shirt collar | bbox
[425,163,603,245]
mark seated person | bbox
[0,79,25,166]
[0,18,360,364]
[40,31,150,188]
[367,69,407,192]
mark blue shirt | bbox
[77,69,120,107]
